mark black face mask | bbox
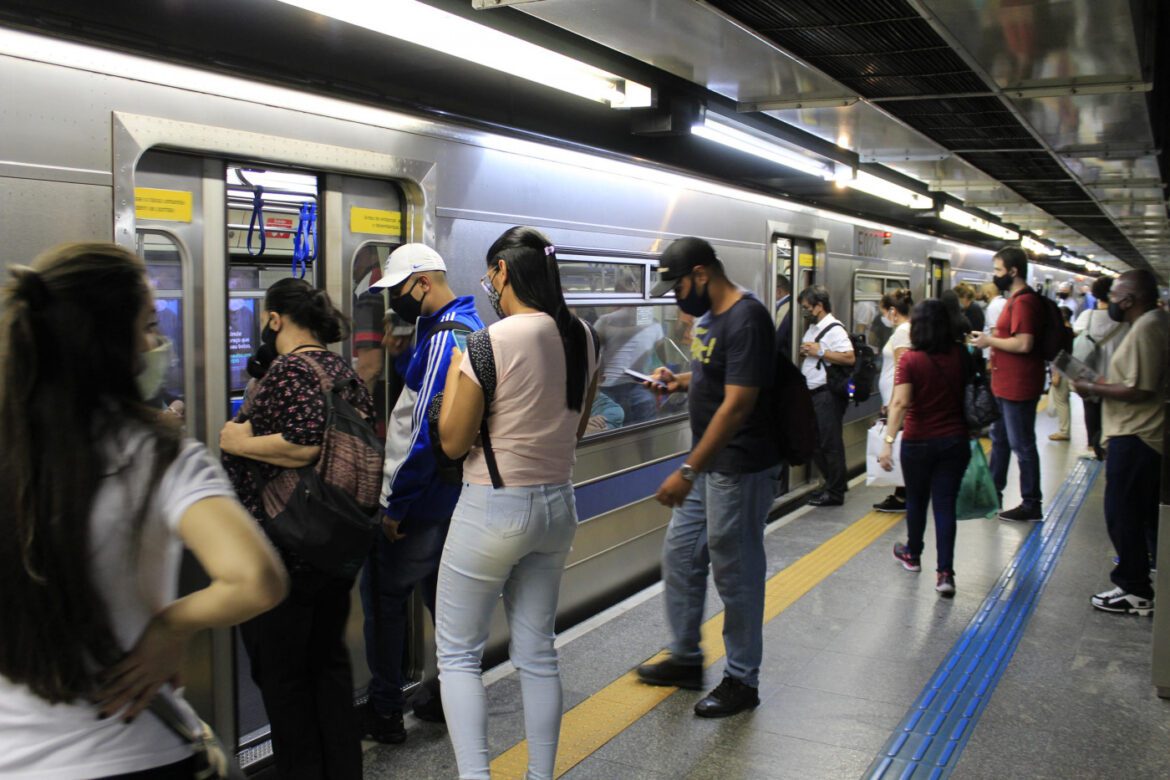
[676,275,710,317]
[1108,300,1127,323]
[1057,292,1069,300]
[389,279,426,325]
[246,324,279,379]
[993,273,1014,293]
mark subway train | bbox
[0,26,1091,768]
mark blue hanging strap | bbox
[246,186,266,257]
[292,201,318,279]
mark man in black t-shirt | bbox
[635,237,781,718]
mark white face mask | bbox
[137,337,172,400]
[880,315,894,328]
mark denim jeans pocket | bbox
[485,490,534,538]
[706,471,742,490]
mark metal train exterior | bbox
[0,27,1088,763]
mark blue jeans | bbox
[900,436,971,573]
[603,382,658,425]
[359,516,449,714]
[989,397,1042,509]
[662,466,780,688]
[436,482,577,780]
[1105,436,1161,599]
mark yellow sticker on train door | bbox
[933,267,943,279]
[798,253,814,268]
[350,207,402,236]
[135,188,193,222]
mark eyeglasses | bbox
[480,267,498,296]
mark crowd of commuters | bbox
[1,233,1164,780]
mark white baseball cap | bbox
[371,243,447,290]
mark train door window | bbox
[927,257,951,300]
[352,242,397,437]
[559,255,687,436]
[137,231,187,414]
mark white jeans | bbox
[436,481,577,780]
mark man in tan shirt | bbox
[1074,269,1169,615]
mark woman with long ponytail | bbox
[436,226,599,780]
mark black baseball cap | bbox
[650,237,718,297]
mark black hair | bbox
[880,288,913,316]
[264,278,350,344]
[486,226,589,412]
[939,290,971,337]
[775,275,791,295]
[1090,276,1112,301]
[797,285,832,313]
[0,242,181,703]
[1123,269,1159,307]
[995,246,1029,280]
[910,299,959,354]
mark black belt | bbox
[810,386,830,395]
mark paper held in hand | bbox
[1051,350,1100,384]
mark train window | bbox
[351,242,397,435]
[569,302,689,436]
[559,261,645,295]
[852,271,911,400]
[137,231,186,413]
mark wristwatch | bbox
[679,463,698,482]
[883,434,896,445]
[817,345,826,358]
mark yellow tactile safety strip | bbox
[489,509,905,779]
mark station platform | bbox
[360,402,1170,779]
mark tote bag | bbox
[866,421,903,487]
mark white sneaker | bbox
[1090,586,1154,616]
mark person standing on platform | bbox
[635,237,780,718]
[955,282,984,334]
[873,288,913,513]
[775,274,793,362]
[1056,281,1079,318]
[1074,270,1168,615]
[359,244,484,742]
[971,247,1045,522]
[797,285,855,507]
[1047,306,1076,442]
[1072,277,1127,460]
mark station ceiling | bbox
[1,0,1166,278]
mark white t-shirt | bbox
[462,313,599,486]
[800,313,854,390]
[984,295,1008,359]
[0,427,237,779]
[879,321,911,405]
[1073,307,1128,373]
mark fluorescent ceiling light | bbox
[692,115,834,179]
[1021,235,1060,257]
[834,169,933,209]
[939,205,1020,242]
[1062,253,1086,267]
[273,0,652,108]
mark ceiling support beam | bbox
[869,79,1150,103]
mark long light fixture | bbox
[1021,234,1060,258]
[833,169,933,209]
[273,0,652,108]
[939,204,1020,241]
[691,115,835,179]
[1061,253,1086,267]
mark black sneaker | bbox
[998,504,1043,522]
[358,700,406,744]
[1091,587,1154,616]
[808,493,844,507]
[892,543,921,572]
[694,676,760,718]
[935,571,956,598]
[636,657,703,690]
[873,494,907,513]
[412,691,445,724]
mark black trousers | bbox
[811,389,849,500]
[1104,435,1161,599]
[240,568,362,780]
[1084,399,1104,456]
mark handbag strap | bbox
[464,329,504,489]
[149,692,203,745]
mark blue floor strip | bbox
[865,458,1103,779]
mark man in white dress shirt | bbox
[798,285,855,506]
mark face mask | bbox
[137,337,171,400]
[389,279,426,325]
[802,308,817,324]
[880,315,894,328]
[1057,292,1069,300]
[1108,299,1127,323]
[676,275,711,317]
[246,324,279,379]
[481,269,506,319]
[993,273,1014,293]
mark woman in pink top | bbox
[436,227,598,780]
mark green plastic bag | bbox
[957,440,999,520]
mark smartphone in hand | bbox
[624,367,667,389]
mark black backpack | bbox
[772,352,818,466]
[248,355,384,580]
[1024,289,1069,362]
[815,322,877,404]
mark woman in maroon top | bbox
[878,299,971,597]
[219,278,373,780]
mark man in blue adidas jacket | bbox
[358,244,484,744]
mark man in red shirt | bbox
[971,247,1045,521]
